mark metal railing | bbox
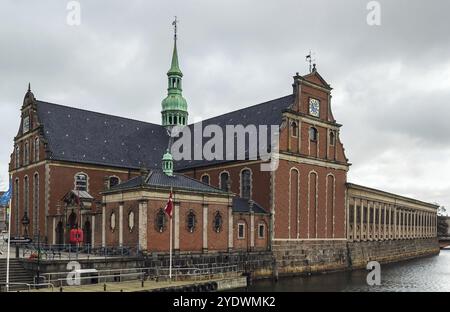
[18,243,142,260]
[0,282,54,292]
[40,264,240,289]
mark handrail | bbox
[0,282,55,292]
[40,264,240,286]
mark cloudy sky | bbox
[0,0,449,209]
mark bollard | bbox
[141,279,144,288]
[60,287,63,292]
[104,284,106,291]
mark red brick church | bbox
[8,28,438,261]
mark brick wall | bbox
[274,159,346,240]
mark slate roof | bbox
[232,197,268,214]
[36,100,169,170]
[174,94,294,170]
[36,94,294,171]
[107,170,268,214]
[108,170,227,194]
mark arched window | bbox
[33,173,39,237]
[34,137,40,162]
[240,169,252,199]
[213,212,223,233]
[201,174,210,185]
[329,131,335,146]
[75,173,88,191]
[220,172,230,192]
[15,145,20,168]
[156,209,166,233]
[291,121,299,137]
[309,127,318,142]
[23,176,29,216]
[109,176,120,189]
[14,179,19,232]
[24,141,29,165]
[187,210,196,233]
[128,210,135,232]
[110,211,116,232]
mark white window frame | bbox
[237,222,246,240]
[200,174,210,185]
[258,223,266,239]
[74,172,89,192]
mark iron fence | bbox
[18,243,143,260]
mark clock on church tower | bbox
[309,98,320,117]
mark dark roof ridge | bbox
[36,100,161,127]
[173,172,225,193]
[188,94,293,125]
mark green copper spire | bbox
[168,40,182,77]
[162,17,188,128]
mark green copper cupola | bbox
[162,150,174,176]
[161,17,188,128]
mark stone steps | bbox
[0,259,34,286]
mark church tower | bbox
[161,17,188,128]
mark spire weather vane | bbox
[306,51,316,73]
[172,16,178,41]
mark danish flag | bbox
[164,191,173,219]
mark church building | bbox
[8,25,438,268]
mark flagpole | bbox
[169,211,173,281]
[6,196,12,292]
[169,187,173,282]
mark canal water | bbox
[241,249,450,292]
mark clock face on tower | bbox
[309,98,320,117]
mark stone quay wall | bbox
[22,239,439,282]
[347,238,440,269]
[272,238,439,277]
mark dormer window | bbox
[309,127,318,142]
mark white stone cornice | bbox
[278,153,349,171]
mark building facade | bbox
[7,33,438,265]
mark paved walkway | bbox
[30,279,218,292]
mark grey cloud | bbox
[0,0,449,208]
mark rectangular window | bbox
[258,224,265,239]
[238,223,245,239]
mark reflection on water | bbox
[242,249,450,292]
